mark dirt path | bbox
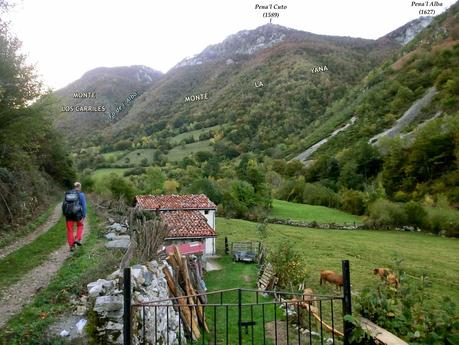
[205,256,222,271]
[0,203,62,260]
[0,219,91,328]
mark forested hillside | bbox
[53,65,163,142]
[48,4,458,236]
[295,3,459,208]
[94,24,401,155]
[0,1,75,230]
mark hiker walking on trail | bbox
[62,182,87,252]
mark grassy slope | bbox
[271,199,362,224]
[0,204,121,345]
[215,218,459,308]
[100,150,128,160]
[167,139,212,162]
[170,125,220,144]
[113,148,156,165]
[91,168,128,183]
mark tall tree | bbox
[0,1,75,227]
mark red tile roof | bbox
[160,210,216,238]
[135,194,216,210]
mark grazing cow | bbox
[373,268,392,279]
[320,270,343,290]
[386,273,400,288]
[373,268,400,288]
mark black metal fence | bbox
[124,260,353,345]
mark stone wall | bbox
[268,218,364,230]
[87,260,183,344]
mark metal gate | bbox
[124,261,353,345]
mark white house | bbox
[134,194,217,255]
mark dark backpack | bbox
[62,190,82,219]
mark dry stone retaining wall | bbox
[87,261,183,344]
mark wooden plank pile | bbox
[162,245,209,340]
[258,263,276,291]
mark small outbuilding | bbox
[135,194,217,255]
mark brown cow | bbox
[373,268,400,288]
[320,270,343,290]
[373,268,392,279]
[386,273,400,288]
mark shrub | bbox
[108,175,136,203]
[219,179,271,220]
[276,178,305,203]
[284,160,305,177]
[163,180,179,193]
[403,201,427,228]
[425,207,459,237]
[355,265,459,344]
[185,178,223,204]
[80,174,95,193]
[366,199,407,228]
[268,242,308,291]
[393,190,410,202]
[256,219,270,240]
[302,183,340,208]
[339,189,367,215]
[123,167,146,177]
[113,139,132,151]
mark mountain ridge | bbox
[51,16,439,147]
[52,65,163,141]
[174,23,396,69]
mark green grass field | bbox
[167,139,212,162]
[271,199,363,224]
[170,125,220,145]
[91,168,128,183]
[204,256,286,345]
[91,168,129,194]
[113,148,156,166]
[213,218,459,309]
[101,150,128,161]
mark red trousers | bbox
[66,219,84,247]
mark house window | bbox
[204,210,209,215]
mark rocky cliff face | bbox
[383,16,433,45]
[175,24,304,67]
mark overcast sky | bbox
[6,0,456,89]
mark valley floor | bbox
[0,198,457,343]
[215,217,459,309]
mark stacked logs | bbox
[162,245,209,340]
